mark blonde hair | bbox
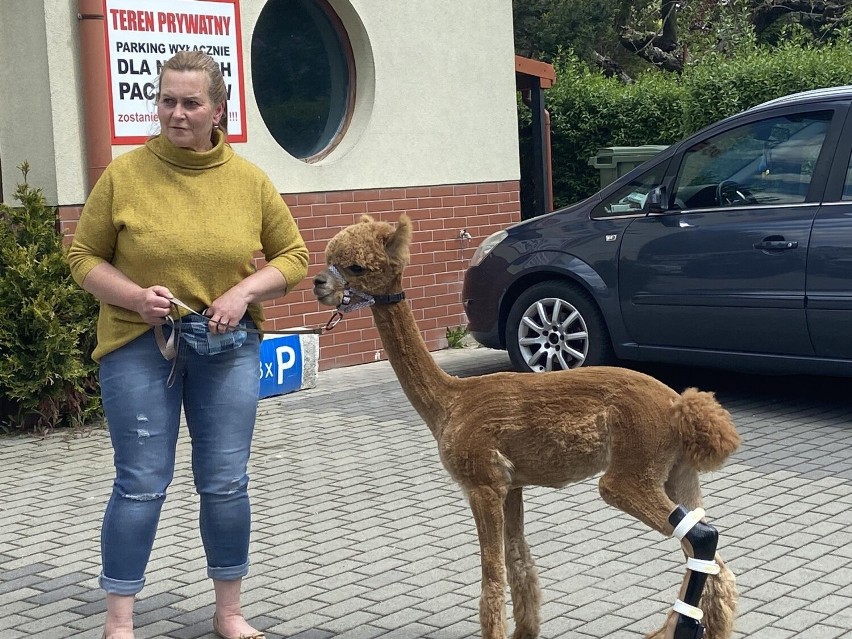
[158,50,228,142]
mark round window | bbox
[251,0,354,161]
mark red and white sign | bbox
[103,0,247,144]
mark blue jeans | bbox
[98,323,260,595]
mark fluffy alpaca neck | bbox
[371,300,457,437]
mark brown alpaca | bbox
[313,214,740,639]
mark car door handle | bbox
[753,240,798,250]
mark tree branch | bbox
[619,26,685,72]
[750,0,849,35]
[617,0,684,72]
[659,0,679,51]
[592,51,634,83]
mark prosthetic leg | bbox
[669,506,720,639]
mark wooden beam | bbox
[515,55,555,88]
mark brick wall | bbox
[58,179,521,370]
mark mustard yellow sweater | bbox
[68,131,309,361]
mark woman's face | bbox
[157,70,224,152]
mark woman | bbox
[68,51,308,639]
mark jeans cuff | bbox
[207,559,250,582]
[99,572,145,595]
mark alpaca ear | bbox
[359,215,374,224]
[385,214,412,264]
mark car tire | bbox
[505,280,612,373]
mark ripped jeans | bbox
[98,325,260,595]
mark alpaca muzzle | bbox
[322,264,406,314]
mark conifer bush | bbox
[0,162,100,433]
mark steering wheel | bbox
[716,180,757,207]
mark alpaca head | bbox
[313,214,413,307]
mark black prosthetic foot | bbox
[668,506,721,639]
[674,615,704,639]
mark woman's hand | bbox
[134,285,174,325]
[206,267,288,333]
[205,289,250,334]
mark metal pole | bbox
[530,79,548,217]
[77,0,112,192]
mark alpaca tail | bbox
[670,388,740,472]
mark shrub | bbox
[544,52,685,209]
[0,162,100,433]
[445,325,469,348]
[681,39,852,135]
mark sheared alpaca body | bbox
[313,215,740,639]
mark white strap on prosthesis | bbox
[672,507,721,575]
[687,557,720,575]
[672,508,706,540]
[673,599,704,621]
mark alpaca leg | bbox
[667,505,720,639]
[468,485,509,639]
[643,520,735,639]
[598,471,727,639]
[503,488,540,639]
[664,464,737,639]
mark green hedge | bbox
[0,163,100,433]
[682,43,852,133]
[544,53,684,209]
[533,40,852,212]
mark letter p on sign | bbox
[276,345,295,384]
[258,335,303,398]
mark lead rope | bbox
[154,296,335,363]
[153,267,403,383]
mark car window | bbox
[591,162,667,218]
[672,110,832,209]
[843,149,852,200]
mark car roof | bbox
[749,85,852,112]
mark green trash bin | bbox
[588,145,669,189]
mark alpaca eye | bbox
[347,265,365,275]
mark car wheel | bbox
[505,280,612,373]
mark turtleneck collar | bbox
[145,129,234,170]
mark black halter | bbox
[327,265,406,311]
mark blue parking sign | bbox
[258,334,303,398]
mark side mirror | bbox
[647,185,666,213]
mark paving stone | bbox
[3,348,852,637]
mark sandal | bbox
[212,613,266,639]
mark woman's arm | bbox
[81,262,174,325]
[259,180,309,292]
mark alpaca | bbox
[312,214,740,639]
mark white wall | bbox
[0,0,519,206]
[0,3,59,203]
